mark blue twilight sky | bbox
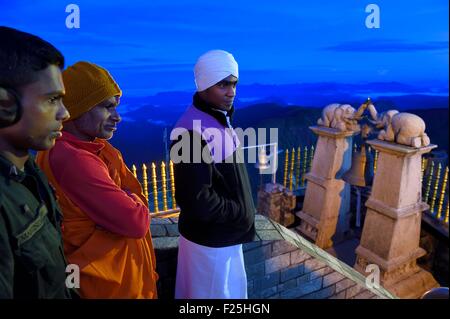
[1,0,448,96]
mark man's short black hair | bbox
[0,26,65,89]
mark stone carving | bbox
[317,103,360,132]
[366,104,430,148]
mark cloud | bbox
[323,40,449,52]
[108,63,193,71]
[147,119,168,126]
[55,33,146,49]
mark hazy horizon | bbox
[1,0,448,98]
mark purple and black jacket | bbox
[170,93,256,248]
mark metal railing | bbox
[133,144,448,226]
[131,161,180,218]
[281,145,315,191]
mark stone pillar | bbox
[333,144,354,243]
[354,139,439,299]
[257,183,296,227]
[296,126,357,249]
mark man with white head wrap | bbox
[171,50,256,299]
[194,49,239,92]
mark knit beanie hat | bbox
[62,61,122,120]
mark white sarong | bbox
[175,234,247,299]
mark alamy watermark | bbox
[65,264,80,289]
[170,121,279,175]
[365,264,381,289]
[65,4,80,29]
[64,4,379,30]
[365,4,380,29]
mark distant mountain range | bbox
[111,82,448,164]
[117,82,448,119]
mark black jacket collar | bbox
[0,153,33,182]
[192,93,235,127]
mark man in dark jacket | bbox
[0,26,73,298]
[171,50,255,299]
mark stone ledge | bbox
[365,198,428,219]
[270,219,397,299]
[309,126,359,138]
[151,213,398,299]
[366,140,437,157]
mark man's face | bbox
[199,75,237,111]
[71,96,121,141]
[1,64,69,151]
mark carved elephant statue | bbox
[317,103,359,132]
[373,110,430,147]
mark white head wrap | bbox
[194,50,239,92]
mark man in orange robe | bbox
[36,61,158,298]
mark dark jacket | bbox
[0,154,72,299]
[171,93,256,248]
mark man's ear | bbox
[198,89,207,99]
[0,86,21,128]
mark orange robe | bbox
[36,132,158,298]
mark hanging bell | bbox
[343,145,367,187]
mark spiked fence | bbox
[132,144,448,227]
[280,143,449,227]
[281,145,316,191]
[131,161,180,218]
[421,162,449,226]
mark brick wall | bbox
[151,214,396,299]
[245,240,379,299]
[244,216,392,299]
